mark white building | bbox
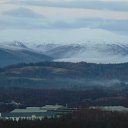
[0,105,67,120]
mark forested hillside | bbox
[0,62,128,89]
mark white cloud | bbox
[30,6,128,20]
[0,28,128,43]
[0,0,128,42]
[4,0,128,12]
[100,0,128,2]
[48,0,75,2]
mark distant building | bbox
[10,100,21,106]
[11,107,47,113]
[41,105,66,111]
[0,105,68,121]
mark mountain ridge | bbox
[0,41,128,67]
[0,42,53,67]
[0,62,128,89]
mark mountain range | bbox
[0,41,128,67]
[0,41,53,67]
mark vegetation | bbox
[0,62,128,89]
[1,109,128,128]
[1,87,128,112]
[1,62,128,79]
[0,62,128,127]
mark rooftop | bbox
[41,105,66,110]
[11,105,66,113]
[11,107,47,113]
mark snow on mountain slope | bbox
[0,41,53,67]
[0,41,128,64]
[0,41,28,50]
[44,43,128,64]
[45,44,86,59]
[25,41,128,64]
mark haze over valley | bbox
[1,1,128,127]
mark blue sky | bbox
[0,0,128,43]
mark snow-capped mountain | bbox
[0,41,53,67]
[26,41,128,64]
[8,41,28,49]
[40,43,128,63]
[0,41,29,50]
[0,41,128,67]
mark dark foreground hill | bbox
[0,62,128,89]
[0,48,53,67]
[0,62,128,111]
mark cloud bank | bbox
[0,0,128,43]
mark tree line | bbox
[1,109,128,128]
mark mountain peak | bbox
[10,41,27,48]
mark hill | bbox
[0,62,128,89]
[0,41,53,67]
